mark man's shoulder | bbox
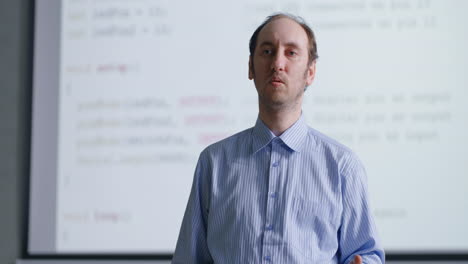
[200,127,253,156]
[305,126,360,165]
[306,126,352,152]
[305,126,366,177]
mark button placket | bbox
[268,142,280,226]
[267,142,281,227]
[262,140,282,263]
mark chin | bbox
[263,97,287,108]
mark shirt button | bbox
[264,256,271,261]
[266,224,273,231]
[272,161,279,167]
[270,192,277,198]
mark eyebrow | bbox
[259,41,301,49]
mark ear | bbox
[305,61,316,86]
[248,56,254,80]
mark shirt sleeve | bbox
[172,152,213,264]
[338,153,385,264]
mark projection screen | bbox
[29,0,468,256]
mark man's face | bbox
[249,17,316,110]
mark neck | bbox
[258,102,302,136]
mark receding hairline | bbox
[255,18,310,52]
[255,15,306,44]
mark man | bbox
[172,13,385,264]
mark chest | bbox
[208,148,343,229]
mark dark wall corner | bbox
[0,0,33,263]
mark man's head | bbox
[248,13,318,111]
[249,13,318,67]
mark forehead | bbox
[257,17,309,49]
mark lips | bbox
[270,76,285,85]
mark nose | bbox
[271,52,285,72]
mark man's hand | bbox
[350,255,362,264]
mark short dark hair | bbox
[249,13,318,65]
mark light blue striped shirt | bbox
[173,115,385,264]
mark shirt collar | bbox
[251,114,309,154]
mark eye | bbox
[288,50,297,56]
[262,49,273,55]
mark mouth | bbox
[269,76,285,87]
